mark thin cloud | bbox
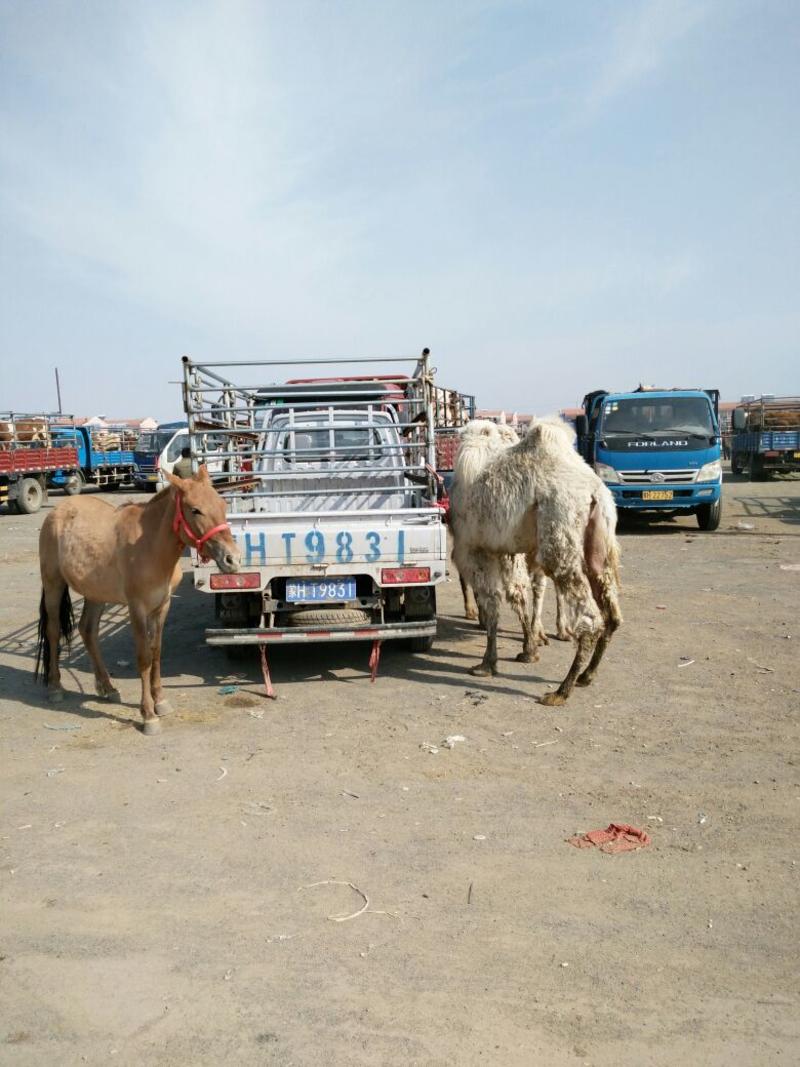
[586,0,713,112]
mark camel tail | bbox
[598,500,623,630]
[34,587,74,683]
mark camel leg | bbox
[540,631,598,706]
[554,586,572,641]
[469,556,502,676]
[529,569,549,648]
[540,570,602,706]
[460,573,479,622]
[129,605,160,735]
[576,572,622,689]
[501,557,538,663]
[149,599,174,717]
[42,581,68,702]
[79,601,120,701]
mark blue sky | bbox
[1,0,798,420]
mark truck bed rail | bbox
[181,351,441,513]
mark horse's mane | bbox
[116,486,173,511]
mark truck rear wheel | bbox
[63,471,85,496]
[696,499,722,531]
[409,635,435,652]
[17,477,44,514]
[749,457,768,481]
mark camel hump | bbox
[524,416,577,451]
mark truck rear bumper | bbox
[206,620,436,646]
[609,483,721,509]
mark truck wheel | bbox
[696,499,722,531]
[17,477,44,514]
[63,471,85,496]
[409,635,435,652]
[286,608,371,626]
[750,457,768,482]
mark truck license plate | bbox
[642,490,673,501]
[285,578,356,603]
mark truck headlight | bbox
[696,460,722,483]
[594,463,619,484]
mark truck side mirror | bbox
[732,408,746,431]
[575,414,588,437]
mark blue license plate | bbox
[285,578,357,603]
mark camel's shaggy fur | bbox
[450,420,570,645]
[452,416,622,705]
[450,421,544,661]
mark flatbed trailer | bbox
[0,412,80,514]
[50,424,138,492]
[731,397,800,479]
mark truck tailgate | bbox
[225,509,446,571]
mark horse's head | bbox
[167,467,240,573]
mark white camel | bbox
[450,421,544,662]
[450,420,570,644]
[452,417,622,705]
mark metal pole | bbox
[55,367,63,414]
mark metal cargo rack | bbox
[180,350,442,513]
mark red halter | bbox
[172,493,230,562]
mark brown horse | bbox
[35,467,240,735]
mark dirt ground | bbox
[1,473,799,1066]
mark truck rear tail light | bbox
[764,451,779,458]
[209,572,261,590]
[381,567,431,584]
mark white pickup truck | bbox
[181,352,448,660]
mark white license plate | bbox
[286,578,356,603]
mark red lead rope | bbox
[172,494,230,562]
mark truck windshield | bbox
[138,431,176,452]
[601,397,714,437]
[281,427,383,463]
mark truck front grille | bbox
[618,468,697,485]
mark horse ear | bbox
[165,471,188,491]
[196,463,211,483]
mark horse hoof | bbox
[142,718,162,736]
[105,688,122,703]
[555,633,572,643]
[575,674,593,688]
[539,692,567,707]
[464,610,479,622]
[469,663,497,677]
[47,688,64,704]
[155,700,174,717]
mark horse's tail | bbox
[34,587,74,683]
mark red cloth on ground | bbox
[567,823,651,853]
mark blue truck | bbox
[576,387,723,531]
[50,424,137,493]
[731,396,800,480]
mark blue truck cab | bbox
[50,425,136,493]
[576,387,723,531]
